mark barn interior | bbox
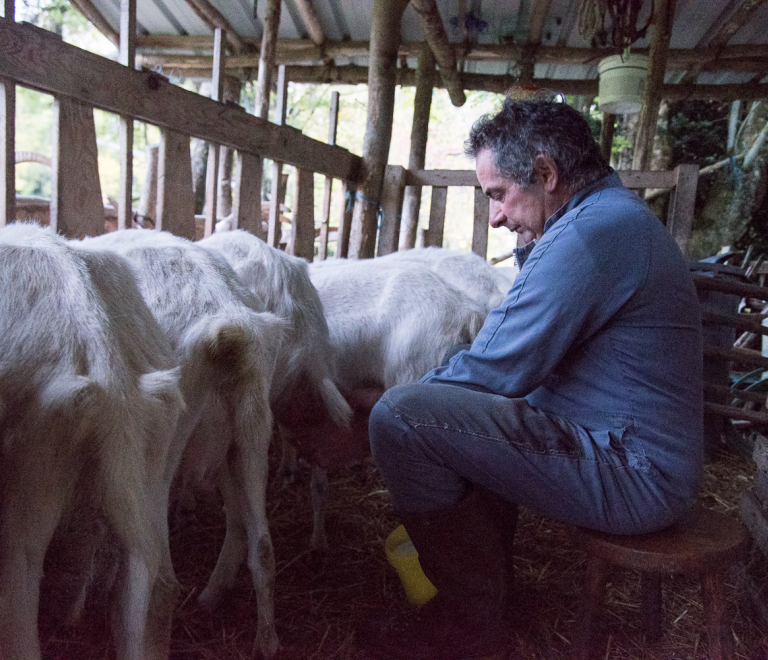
[3,1,768,659]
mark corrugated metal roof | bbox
[79,0,768,87]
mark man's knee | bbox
[369,385,426,469]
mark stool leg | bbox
[701,570,732,660]
[575,555,609,660]
[640,572,663,641]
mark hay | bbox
[37,443,768,660]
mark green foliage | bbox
[667,101,729,168]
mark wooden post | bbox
[410,0,465,107]
[232,152,265,239]
[50,97,105,238]
[1,0,14,227]
[156,130,195,239]
[317,90,340,260]
[217,76,242,220]
[632,0,676,171]
[600,112,616,165]
[472,187,489,258]
[667,164,699,257]
[137,143,159,221]
[255,0,280,121]
[399,45,435,250]
[348,0,409,259]
[291,168,315,260]
[336,180,354,258]
[268,65,289,248]
[377,165,407,256]
[425,186,447,248]
[204,27,224,238]
[117,0,136,231]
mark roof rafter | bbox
[183,0,246,54]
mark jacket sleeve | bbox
[420,205,645,397]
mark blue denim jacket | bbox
[421,173,703,495]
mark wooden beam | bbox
[425,186,447,248]
[377,165,407,256]
[600,112,616,165]
[136,38,768,72]
[293,0,325,48]
[255,0,280,120]
[317,90,339,260]
[632,0,677,171]
[117,0,135,231]
[69,0,119,45]
[204,28,224,238]
[410,0,466,107]
[184,0,246,54]
[666,164,699,257]
[399,44,435,250]
[232,152,265,239]
[0,19,362,182]
[336,180,354,259]
[267,64,288,249]
[472,187,489,258]
[348,0,409,259]
[291,168,315,260]
[156,129,196,239]
[681,0,768,84]
[51,97,105,238]
[217,76,242,219]
[529,0,554,44]
[1,76,14,226]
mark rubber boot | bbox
[358,487,508,660]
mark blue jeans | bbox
[369,383,690,535]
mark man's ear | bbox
[533,155,559,193]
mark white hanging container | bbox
[597,53,649,114]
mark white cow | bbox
[80,229,287,660]
[199,230,355,550]
[0,223,184,660]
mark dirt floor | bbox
[38,439,768,660]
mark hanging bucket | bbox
[385,524,437,606]
[597,54,649,115]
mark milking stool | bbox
[573,506,750,660]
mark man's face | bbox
[475,149,548,244]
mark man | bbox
[360,100,703,660]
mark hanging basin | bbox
[597,54,649,115]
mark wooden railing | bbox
[374,164,701,260]
[0,18,362,260]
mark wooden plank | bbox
[293,0,325,47]
[348,0,410,259]
[336,180,354,258]
[600,112,616,165]
[233,151,265,239]
[410,0,465,107]
[185,0,245,54]
[400,44,435,250]
[267,66,289,248]
[704,381,768,406]
[741,488,768,559]
[156,129,195,239]
[632,0,676,170]
[255,0,280,120]
[69,0,119,45]
[317,90,339,260]
[703,343,768,369]
[701,310,768,335]
[117,0,135,231]
[704,401,768,425]
[667,164,699,256]
[377,165,407,256]
[407,169,478,187]
[0,77,14,226]
[204,28,224,239]
[472,187,489,258]
[425,186,447,248]
[0,19,362,183]
[617,170,678,189]
[693,273,768,300]
[291,168,315,260]
[137,143,158,221]
[50,97,104,238]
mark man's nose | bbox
[489,200,505,226]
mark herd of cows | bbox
[0,222,517,660]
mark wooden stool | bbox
[574,506,750,660]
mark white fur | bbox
[80,229,287,660]
[0,223,184,660]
